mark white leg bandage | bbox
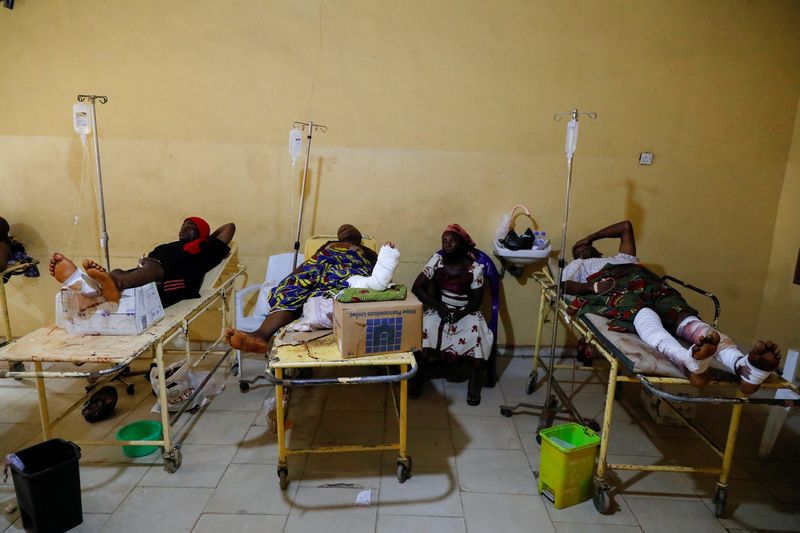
[62,268,101,298]
[346,244,400,291]
[633,308,710,374]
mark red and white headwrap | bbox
[443,223,475,248]
[183,216,211,255]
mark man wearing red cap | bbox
[49,218,235,308]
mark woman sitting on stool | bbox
[411,224,494,406]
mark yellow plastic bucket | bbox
[538,423,600,508]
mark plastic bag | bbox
[285,296,333,331]
[150,361,226,413]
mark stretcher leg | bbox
[592,357,618,514]
[396,363,412,483]
[156,341,182,473]
[714,398,743,517]
[275,368,289,490]
[528,287,549,394]
[34,361,51,440]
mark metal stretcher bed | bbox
[0,246,245,472]
[264,333,417,489]
[505,263,800,517]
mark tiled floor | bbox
[0,354,798,532]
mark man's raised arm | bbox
[574,220,636,257]
[210,223,236,245]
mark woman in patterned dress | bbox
[411,224,493,405]
[225,224,377,353]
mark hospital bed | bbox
[0,245,245,472]
[238,235,417,489]
[502,262,800,517]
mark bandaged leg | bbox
[715,336,780,389]
[633,308,712,374]
[49,253,101,298]
[346,243,400,291]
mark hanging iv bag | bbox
[73,102,92,144]
[564,118,579,158]
[289,127,303,166]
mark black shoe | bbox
[467,392,481,406]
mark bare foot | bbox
[49,253,77,283]
[691,330,720,361]
[224,327,270,353]
[82,259,106,273]
[86,268,121,303]
[739,341,781,394]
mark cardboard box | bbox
[639,386,697,426]
[333,294,422,357]
[56,282,165,335]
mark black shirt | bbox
[148,238,230,308]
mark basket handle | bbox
[507,204,536,232]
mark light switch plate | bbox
[639,152,654,165]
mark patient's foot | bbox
[49,253,77,283]
[691,330,720,361]
[82,259,106,273]
[224,327,270,353]
[86,268,121,303]
[739,341,781,394]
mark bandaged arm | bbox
[347,244,400,291]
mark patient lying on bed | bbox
[562,220,779,394]
[49,217,235,308]
[225,224,400,353]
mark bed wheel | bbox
[163,448,182,473]
[592,482,612,514]
[396,457,412,483]
[278,467,289,490]
[525,370,538,395]
[239,381,250,392]
[713,486,727,517]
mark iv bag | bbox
[73,102,92,136]
[565,118,579,157]
[289,127,303,166]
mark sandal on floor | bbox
[466,392,481,406]
[82,385,118,423]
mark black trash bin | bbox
[9,438,82,532]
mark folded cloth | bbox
[337,284,408,303]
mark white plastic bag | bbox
[285,296,333,332]
[150,361,227,413]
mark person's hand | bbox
[574,236,593,249]
[436,303,450,319]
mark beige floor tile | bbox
[79,464,148,514]
[0,423,40,456]
[445,384,505,417]
[180,410,256,445]
[462,492,555,533]
[101,486,213,533]
[383,427,455,467]
[553,524,642,533]
[311,411,384,447]
[205,381,270,411]
[204,463,299,515]
[139,444,238,488]
[739,458,800,505]
[604,454,698,500]
[377,464,462,517]
[4,513,109,533]
[450,414,523,450]
[406,396,450,429]
[301,451,382,489]
[543,494,639,526]
[519,432,542,472]
[192,513,287,532]
[284,486,377,533]
[376,515,465,533]
[455,449,536,494]
[325,384,387,412]
[231,424,307,466]
[606,421,667,457]
[625,497,726,532]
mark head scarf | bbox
[337,224,363,245]
[183,216,211,254]
[443,223,475,248]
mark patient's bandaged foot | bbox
[50,253,101,298]
[736,341,781,385]
[347,244,400,291]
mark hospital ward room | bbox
[1,1,800,532]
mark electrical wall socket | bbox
[639,152,654,165]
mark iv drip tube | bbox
[77,94,111,271]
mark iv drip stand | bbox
[291,120,328,269]
[498,108,598,439]
[77,94,111,271]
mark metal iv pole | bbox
[290,120,328,269]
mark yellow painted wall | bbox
[1,1,798,348]
[757,97,800,352]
